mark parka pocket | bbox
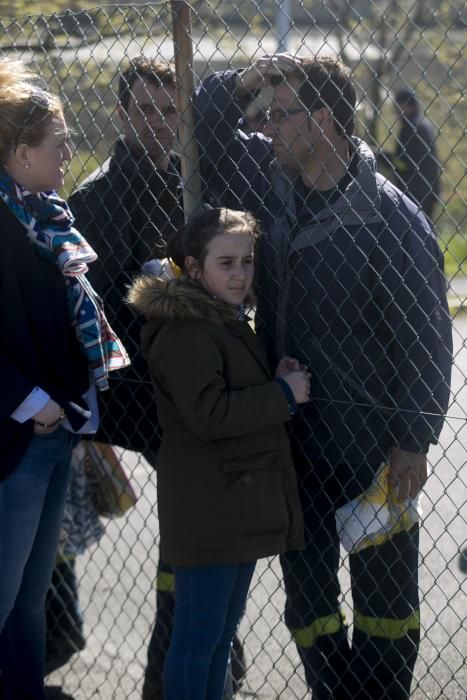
[221,448,282,490]
[221,448,281,473]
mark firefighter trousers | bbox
[281,459,420,700]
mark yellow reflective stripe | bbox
[292,613,344,648]
[354,609,420,640]
[155,571,175,593]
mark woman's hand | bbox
[32,399,65,434]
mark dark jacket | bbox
[393,114,440,216]
[69,139,184,454]
[196,70,453,469]
[130,276,304,566]
[0,201,90,479]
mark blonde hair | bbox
[0,58,63,164]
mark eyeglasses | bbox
[265,107,308,124]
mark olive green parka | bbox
[130,275,304,566]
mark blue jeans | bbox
[163,561,256,700]
[0,427,76,700]
[142,558,242,700]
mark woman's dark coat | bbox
[0,201,89,479]
[130,276,304,566]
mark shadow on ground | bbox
[45,687,77,700]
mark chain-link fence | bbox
[1,2,466,698]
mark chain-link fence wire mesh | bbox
[1,1,466,698]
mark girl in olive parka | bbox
[128,208,308,700]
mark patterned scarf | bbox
[0,171,129,391]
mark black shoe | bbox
[231,634,247,694]
[141,675,164,700]
[45,649,78,676]
[45,629,86,675]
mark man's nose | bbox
[147,111,167,128]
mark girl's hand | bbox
[275,356,301,377]
[281,370,311,404]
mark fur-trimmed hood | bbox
[128,274,250,325]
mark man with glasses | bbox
[196,54,452,699]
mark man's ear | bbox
[185,256,201,280]
[315,107,332,130]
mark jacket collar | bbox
[130,276,269,373]
[129,275,254,325]
[112,138,183,190]
[269,138,384,226]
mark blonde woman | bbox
[0,59,128,698]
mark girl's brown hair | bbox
[167,208,260,272]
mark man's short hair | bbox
[118,56,177,112]
[274,56,356,137]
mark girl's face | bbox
[188,232,255,306]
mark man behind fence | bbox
[69,56,183,699]
[380,88,441,221]
[196,54,452,699]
